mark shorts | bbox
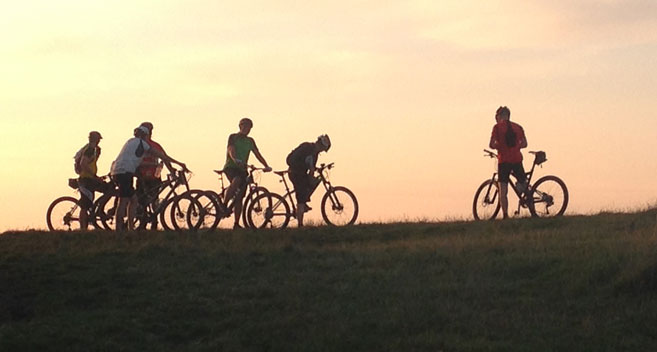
[78,177,109,210]
[114,173,136,198]
[498,163,527,184]
[224,167,248,200]
[289,169,313,205]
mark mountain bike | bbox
[473,149,568,220]
[246,162,358,228]
[94,169,207,231]
[46,177,115,231]
[187,165,270,230]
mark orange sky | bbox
[1,1,657,231]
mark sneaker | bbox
[304,203,312,213]
[233,223,242,230]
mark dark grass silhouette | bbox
[2,210,657,351]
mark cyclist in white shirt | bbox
[110,125,187,231]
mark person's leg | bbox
[116,197,128,231]
[497,163,512,219]
[297,202,305,227]
[127,194,138,230]
[499,182,509,218]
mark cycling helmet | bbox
[317,134,331,151]
[140,122,153,135]
[239,118,253,128]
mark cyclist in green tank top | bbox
[222,118,272,229]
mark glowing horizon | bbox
[2,0,657,231]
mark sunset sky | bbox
[1,0,656,231]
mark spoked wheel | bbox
[321,186,359,226]
[171,193,203,231]
[95,193,119,230]
[247,192,291,229]
[47,196,83,231]
[529,175,569,218]
[473,179,501,220]
[241,186,268,228]
[187,190,223,231]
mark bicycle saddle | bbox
[213,170,225,175]
[274,170,288,176]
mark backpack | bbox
[73,145,87,175]
[504,121,517,148]
[73,144,100,174]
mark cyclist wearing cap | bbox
[222,118,272,229]
[285,134,331,227]
[75,131,110,230]
[489,106,529,219]
[111,125,187,231]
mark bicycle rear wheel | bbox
[321,186,359,226]
[47,196,82,231]
[247,192,291,229]
[473,179,501,220]
[529,175,569,217]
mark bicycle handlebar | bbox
[483,149,497,158]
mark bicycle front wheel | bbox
[94,193,118,230]
[473,179,500,220]
[187,190,222,231]
[321,186,359,226]
[242,186,268,228]
[530,176,569,217]
[247,192,291,229]
[47,196,82,231]
[171,193,202,231]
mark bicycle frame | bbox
[273,163,336,219]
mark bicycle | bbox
[94,169,206,231]
[473,149,569,220]
[246,162,358,228]
[187,165,270,230]
[46,177,116,231]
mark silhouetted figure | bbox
[489,106,529,219]
[135,122,177,228]
[111,125,187,231]
[286,135,331,226]
[74,131,109,230]
[222,118,272,229]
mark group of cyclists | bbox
[73,105,535,231]
[74,118,332,231]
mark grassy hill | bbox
[1,211,657,351]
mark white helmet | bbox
[317,134,331,151]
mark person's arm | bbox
[489,126,498,150]
[251,140,271,171]
[149,148,187,171]
[519,127,528,149]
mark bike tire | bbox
[320,186,359,226]
[247,192,291,229]
[47,196,82,231]
[94,193,118,230]
[529,175,569,217]
[472,179,501,220]
[170,192,203,231]
[241,186,269,228]
[187,190,222,231]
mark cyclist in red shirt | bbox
[489,106,529,219]
[136,122,178,227]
